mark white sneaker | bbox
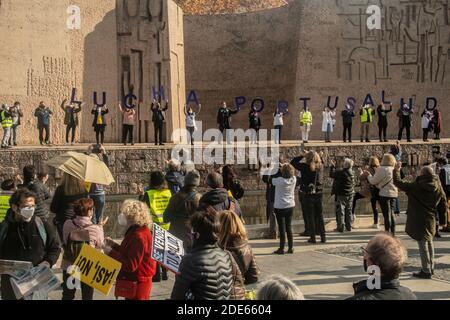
[372,224,380,229]
[64,142,69,146]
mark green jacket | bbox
[394,171,448,241]
[60,101,81,126]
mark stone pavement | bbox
[47,222,450,301]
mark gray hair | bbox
[343,158,354,169]
[256,275,305,300]
[206,172,223,189]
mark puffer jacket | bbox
[367,166,398,198]
[170,243,244,300]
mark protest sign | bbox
[152,223,185,274]
[10,265,60,300]
[70,244,122,295]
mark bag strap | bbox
[34,216,47,246]
[379,178,393,190]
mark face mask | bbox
[118,213,128,226]
[20,207,35,222]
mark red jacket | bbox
[109,225,157,283]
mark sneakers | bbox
[412,270,432,279]
[372,224,380,229]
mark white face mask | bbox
[20,207,35,222]
[118,213,128,226]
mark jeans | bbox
[394,198,400,214]
[38,124,50,144]
[266,197,277,236]
[122,124,134,144]
[343,123,352,142]
[187,126,195,145]
[10,124,18,145]
[380,196,396,234]
[62,270,94,300]
[274,207,294,251]
[154,123,163,144]
[90,193,106,224]
[301,124,310,142]
[352,192,379,224]
[398,126,411,141]
[274,125,282,144]
[250,129,258,144]
[66,124,76,143]
[2,127,11,147]
[324,123,332,142]
[360,122,370,141]
[418,240,434,274]
[336,195,354,231]
[303,193,325,241]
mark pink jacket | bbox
[119,104,136,125]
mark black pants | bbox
[154,123,163,144]
[423,128,429,141]
[94,125,105,144]
[379,123,388,141]
[122,124,134,144]
[343,123,352,142]
[398,126,411,141]
[380,196,396,234]
[303,194,325,241]
[274,207,294,251]
[153,264,168,282]
[66,124,76,143]
[352,192,379,225]
[1,275,19,300]
[38,125,50,144]
[299,192,310,234]
[62,270,94,300]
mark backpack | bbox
[63,220,91,264]
[0,216,47,255]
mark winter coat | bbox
[151,103,168,124]
[109,225,157,300]
[262,169,282,202]
[348,279,417,300]
[377,105,392,126]
[290,156,324,194]
[34,107,53,128]
[248,112,261,130]
[61,105,81,126]
[91,107,109,127]
[9,106,23,126]
[165,171,185,195]
[357,170,373,198]
[170,243,243,300]
[273,113,284,127]
[222,238,259,299]
[330,167,355,196]
[439,164,450,197]
[322,111,336,132]
[368,166,398,198]
[271,176,297,209]
[394,171,448,241]
[397,109,413,128]
[20,180,50,220]
[223,176,245,200]
[433,110,442,134]
[217,108,238,130]
[341,109,355,125]
[50,186,88,224]
[198,188,243,218]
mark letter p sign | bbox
[366,5,381,30]
[67,5,81,30]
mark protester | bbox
[60,99,82,145]
[394,163,448,279]
[61,198,104,300]
[34,101,53,145]
[432,108,442,140]
[217,102,239,144]
[360,104,375,142]
[165,159,185,195]
[377,103,392,142]
[9,102,23,147]
[291,151,326,244]
[151,99,169,146]
[50,173,88,240]
[0,179,16,223]
[0,189,61,300]
[222,165,245,201]
[170,211,243,300]
[271,164,297,254]
[341,104,354,143]
[218,210,260,299]
[322,107,336,143]
[348,233,416,300]
[163,170,201,251]
[198,172,243,218]
[439,158,450,232]
[389,142,403,215]
[86,154,107,225]
[118,101,136,146]
[262,163,281,239]
[273,108,286,144]
[352,157,381,229]
[91,104,109,145]
[421,109,433,142]
[185,104,199,145]
[104,200,156,300]
[248,109,261,144]
[367,154,398,235]
[397,104,413,142]
[20,165,50,222]
[1,104,12,149]
[257,275,305,300]
[330,158,355,232]
[300,107,312,143]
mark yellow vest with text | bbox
[360,108,373,123]
[300,111,312,125]
[1,111,12,129]
[146,189,172,230]
[0,194,11,223]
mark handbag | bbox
[115,279,138,299]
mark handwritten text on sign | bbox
[70,244,122,295]
[152,224,185,274]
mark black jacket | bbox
[50,186,88,223]
[348,279,417,300]
[20,180,50,220]
[217,108,238,130]
[248,112,261,130]
[0,211,61,267]
[262,169,282,202]
[198,188,242,218]
[290,156,324,194]
[165,171,185,195]
[91,107,109,127]
[171,243,243,300]
[330,167,355,196]
[151,102,168,124]
[377,105,392,126]
[341,109,354,125]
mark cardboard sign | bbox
[70,244,122,295]
[152,224,185,274]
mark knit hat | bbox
[184,170,200,187]
[150,171,165,188]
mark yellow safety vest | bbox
[147,189,172,230]
[1,111,12,129]
[300,111,312,125]
[361,107,373,123]
[0,194,11,223]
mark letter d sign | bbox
[366,265,381,290]
[366,5,381,30]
